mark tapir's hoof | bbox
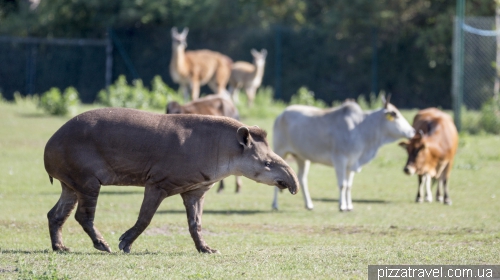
[198,246,220,254]
[94,240,112,253]
[118,239,132,253]
[52,244,71,252]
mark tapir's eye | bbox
[265,161,271,167]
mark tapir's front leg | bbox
[181,187,218,254]
[119,184,168,253]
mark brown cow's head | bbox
[235,126,299,195]
[399,130,439,175]
[166,101,183,114]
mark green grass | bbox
[0,102,499,279]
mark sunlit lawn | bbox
[0,102,499,279]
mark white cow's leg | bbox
[296,158,313,210]
[424,174,433,202]
[272,186,280,210]
[333,159,348,211]
[345,170,355,211]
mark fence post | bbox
[105,28,113,90]
[25,44,37,95]
[274,25,282,100]
[452,0,465,131]
[371,26,378,98]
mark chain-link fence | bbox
[462,17,496,110]
[1,25,451,108]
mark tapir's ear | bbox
[237,126,253,149]
[398,141,408,149]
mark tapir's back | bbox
[44,108,241,188]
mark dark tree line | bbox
[0,0,495,107]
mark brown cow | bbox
[166,95,239,120]
[166,95,242,193]
[399,108,458,205]
[44,108,299,254]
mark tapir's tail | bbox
[49,175,53,185]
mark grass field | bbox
[0,101,499,279]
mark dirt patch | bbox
[0,266,16,273]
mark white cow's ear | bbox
[237,126,253,149]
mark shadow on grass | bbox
[40,190,144,196]
[157,209,269,215]
[313,197,390,204]
[0,248,191,256]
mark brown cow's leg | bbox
[424,174,433,202]
[181,188,218,253]
[436,179,444,203]
[74,179,110,252]
[119,185,168,253]
[47,182,78,251]
[442,178,452,205]
[416,175,423,203]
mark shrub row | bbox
[4,81,500,135]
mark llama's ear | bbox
[181,27,189,37]
[251,49,258,56]
[261,49,267,57]
[171,27,178,36]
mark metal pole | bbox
[25,45,37,95]
[371,26,378,98]
[105,28,113,90]
[452,0,465,131]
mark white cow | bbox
[272,97,415,211]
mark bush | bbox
[290,87,327,108]
[39,87,80,116]
[150,75,183,109]
[13,91,40,108]
[479,98,500,134]
[356,91,385,110]
[98,75,181,110]
[236,86,286,119]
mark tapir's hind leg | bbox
[47,182,78,251]
[119,185,168,253]
[73,178,111,252]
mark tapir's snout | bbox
[274,162,300,195]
